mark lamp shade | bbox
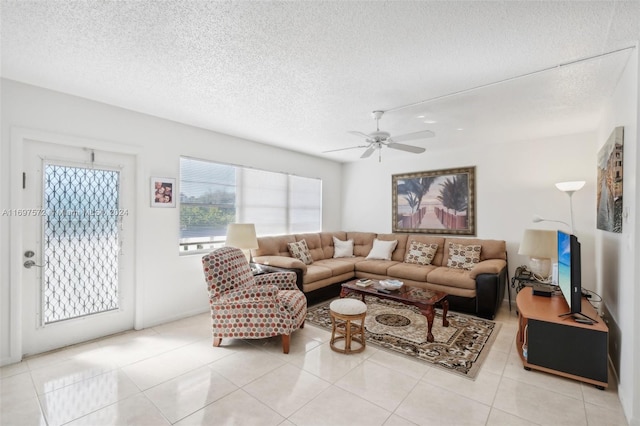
[225,223,258,249]
[518,229,557,279]
[518,229,557,258]
[555,181,585,193]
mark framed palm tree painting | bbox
[392,166,476,235]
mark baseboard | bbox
[141,306,210,330]
[0,355,22,368]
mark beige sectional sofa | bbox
[252,231,508,319]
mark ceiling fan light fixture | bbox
[371,110,385,120]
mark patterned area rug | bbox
[306,295,500,380]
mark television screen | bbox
[557,230,572,310]
[557,230,585,317]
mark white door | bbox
[21,138,135,356]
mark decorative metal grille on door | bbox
[42,164,121,324]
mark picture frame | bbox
[392,166,476,235]
[151,177,176,208]
[597,126,624,233]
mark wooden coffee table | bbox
[341,279,449,343]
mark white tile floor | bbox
[0,303,629,426]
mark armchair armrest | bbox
[468,259,507,279]
[255,271,298,291]
[214,285,279,304]
[253,255,308,274]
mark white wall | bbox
[341,49,640,424]
[0,79,343,364]
[341,132,598,293]
[596,48,639,425]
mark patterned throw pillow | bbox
[404,241,438,266]
[447,243,481,270]
[288,239,314,265]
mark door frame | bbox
[8,127,143,364]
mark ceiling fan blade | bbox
[389,130,435,143]
[387,142,426,154]
[348,131,372,139]
[322,145,370,153]
[360,146,376,158]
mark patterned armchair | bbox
[202,246,307,353]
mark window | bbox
[179,157,322,252]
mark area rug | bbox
[306,295,500,380]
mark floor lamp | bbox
[554,181,586,234]
[532,214,570,230]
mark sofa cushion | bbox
[386,262,436,282]
[288,240,314,265]
[404,241,438,265]
[320,232,347,258]
[366,238,398,260]
[313,258,355,276]
[446,243,481,270]
[302,264,333,284]
[294,233,325,260]
[346,232,377,257]
[427,266,476,290]
[254,235,296,257]
[332,237,354,258]
[355,259,399,275]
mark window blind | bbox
[179,157,321,246]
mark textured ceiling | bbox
[2,1,640,162]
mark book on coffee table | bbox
[356,279,372,287]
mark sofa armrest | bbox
[468,259,507,279]
[253,255,308,274]
[475,266,507,319]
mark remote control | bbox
[377,288,391,294]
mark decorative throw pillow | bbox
[333,237,354,258]
[366,239,398,260]
[404,241,438,266]
[447,243,481,270]
[288,239,313,265]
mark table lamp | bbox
[225,223,259,262]
[518,229,557,281]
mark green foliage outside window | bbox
[179,205,235,228]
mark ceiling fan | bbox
[324,110,435,161]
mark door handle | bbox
[24,250,45,268]
[24,260,45,268]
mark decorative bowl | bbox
[379,279,404,290]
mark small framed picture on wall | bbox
[151,177,176,208]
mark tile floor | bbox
[0,303,629,426]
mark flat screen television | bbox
[557,230,596,323]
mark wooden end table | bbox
[341,279,449,343]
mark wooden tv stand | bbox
[516,287,608,389]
